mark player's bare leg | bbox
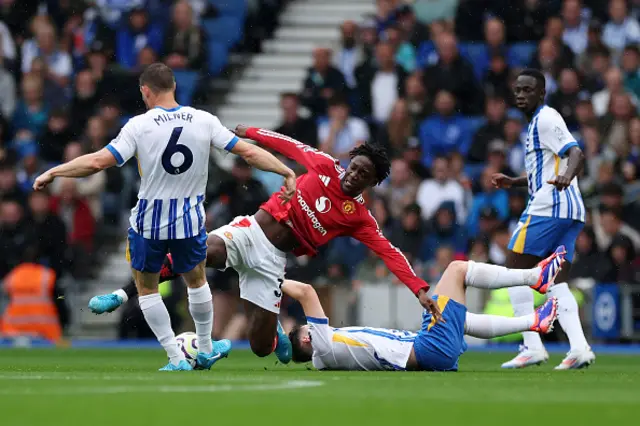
[133,269,191,371]
[243,301,279,357]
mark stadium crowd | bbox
[1,0,640,342]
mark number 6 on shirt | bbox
[162,126,193,175]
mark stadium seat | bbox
[509,42,537,67]
[174,70,199,105]
[203,16,243,49]
[208,0,247,20]
[207,41,229,76]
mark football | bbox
[175,332,199,367]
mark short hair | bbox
[518,68,546,90]
[349,143,391,185]
[328,94,349,108]
[289,325,312,363]
[280,92,299,101]
[139,63,175,93]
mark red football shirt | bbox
[247,128,429,295]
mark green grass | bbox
[0,349,638,426]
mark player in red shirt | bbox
[89,126,441,365]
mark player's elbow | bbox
[300,283,316,299]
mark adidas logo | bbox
[319,175,331,186]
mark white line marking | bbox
[0,380,324,395]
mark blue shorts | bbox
[126,228,208,274]
[508,215,584,262]
[413,295,467,372]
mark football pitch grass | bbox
[0,349,638,426]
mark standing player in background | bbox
[492,69,595,369]
[89,127,444,365]
[283,248,563,371]
[33,64,297,371]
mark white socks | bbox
[464,312,535,339]
[113,289,129,303]
[465,261,539,289]
[188,284,214,354]
[547,283,589,350]
[139,293,184,365]
[507,286,544,350]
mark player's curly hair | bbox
[348,143,391,185]
[289,325,312,363]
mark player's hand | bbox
[279,171,296,204]
[417,288,444,324]
[547,175,571,191]
[234,124,250,138]
[33,172,54,191]
[491,173,513,189]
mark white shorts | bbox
[210,215,287,313]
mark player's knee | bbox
[206,236,227,269]
[249,338,273,358]
[447,260,468,278]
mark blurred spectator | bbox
[301,47,347,117]
[97,97,123,140]
[0,17,17,67]
[468,95,507,164]
[401,137,430,179]
[420,201,467,261]
[413,0,458,25]
[21,20,73,87]
[562,0,589,55]
[547,68,583,130]
[419,90,473,167]
[51,142,106,222]
[12,73,48,138]
[502,0,549,42]
[384,24,417,73]
[593,67,638,117]
[0,161,24,204]
[422,32,482,114]
[206,157,269,230]
[622,45,640,99]
[83,116,108,153]
[388,203,425,265]
[486,140,516,177]
[424,244,454,283]
[24,190,67,277]
[163,0,206,70]
[581,45,611,93]
[319,95,369,166]
[592,205,640,252]
[374,0,396,33]
[0,199,28,277]
[375,99,414,156]
[599,182,640,231]
[404,73,430,123]
[375,158,419,220]
[274,93,318,147]
[541,16,576,67]
[15,145,44,193]
[467,237,490,263]
[70,70,100,135]
[575,96,598,128]
[358,18,379,70]
[602,0,640,53]
[38,109,74,165]
[602,234,638,283]
[396,4,429,48]
[49,178,95,278]
[94,0,145,28]
[61,3,115,68]
[506,190,527,231]
[570,226,608,280]
[482,54,512,101]
[601,92,637,158]
[335,21,362,90]
[467,166,509,237]
[355,41,406,123]
[0,0,38,43]
[28,56,68,110]
[488,224,511,265]
[0,46,15,117]
[472,17,513,80]
[415,155,467,223]
[116,7,163,70]
[530,38,562,93]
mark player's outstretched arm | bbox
[33,148,116,191]
[281,280,326,319]
[491,173,528,189]
[230,139,297,203]
[235,125,335,171]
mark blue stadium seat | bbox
[509,42,537,67]
[174,70,199,105]
[207,41,229,75]
[209,0,247,20]
[203,16,243,49]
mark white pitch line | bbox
[0,373,290,382]
[0,380,324,395]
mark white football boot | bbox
[554,347,596,370]
[501,345,549,369]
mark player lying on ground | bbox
[283,248,565,371]
[493,69,594,369]
[34,64,297,371]
[90,128,447,365]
